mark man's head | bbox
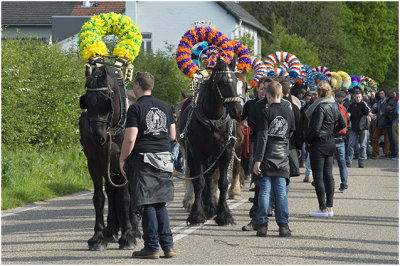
[354,91,363,103]
[265,80,282,101]
[134,72,154,92]
[335,90,346,103]
[377,89,386,100]
[257,77,267,99]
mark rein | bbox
[237,117,253,159]
[85,59,130,188]
[175,120,236,180]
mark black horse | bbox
[179,57,243,226]
[79,57,141,250]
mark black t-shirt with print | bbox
[126,95,175,154]
[257,102,295,139]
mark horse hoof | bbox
[119,243,136,250]
[88,243,107,251]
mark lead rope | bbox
[175,120,236,180]
[106,132,128,187]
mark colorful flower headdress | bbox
[264,52,302,79]
[250,56,268,88]
[78,12,142,62]
[176,26,234,78]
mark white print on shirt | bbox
[268,116,288,138]
[144,107,168,135]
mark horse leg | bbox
[115,183,138,250]
[203,169,218,219]
[88,173,108,251]
[182,170,195,212]
[103,182,119,243]
[186,152,207,225]
[215,153,235,226]
[228,156,242,200]
[229,130,243,199]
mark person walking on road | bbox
[334,90,349,192]
[346,91,375,168]
[305,81,346,217]
[253,81,295,237]
[119,72,177,259]
[371,90,391,158]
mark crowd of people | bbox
[240,77,398,236]
[119,70,398,258]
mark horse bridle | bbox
[85,86,115,132]
[211,69,244,103]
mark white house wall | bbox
[3,26,51,39]
[126,1,238,52]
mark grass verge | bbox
[1,145,93,210]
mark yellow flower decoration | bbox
[78,12,142,62]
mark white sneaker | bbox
[327,210,333,217]
[309,209,329,217]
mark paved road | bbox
[2,158,398,264]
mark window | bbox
[141,33,152,51]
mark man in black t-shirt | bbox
[119,72,176,259]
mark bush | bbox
[2,31,85,150]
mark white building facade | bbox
[125,1,268,56]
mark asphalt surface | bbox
[1,157,399,264]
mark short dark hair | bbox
[335,90,346,98]
[134,72,154,91]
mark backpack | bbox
[336,103,348,135]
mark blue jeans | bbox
[386,124,398,157]
[257,176,289,225]
[142,203,174,252]
[171,142,184,173]
[347,130,368,164]
[335,141,348,189]
[305,153,312,178]
[269,182,290,212]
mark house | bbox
[1,1,125,43]
[2,1,270,56]
[126,1,270,55]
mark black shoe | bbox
[242,222,258,231]
[311,181,315,187]
[249,187,255,192]
[359,163,364,168]
[370,155,377,159]
[248,197,254,203]
[256,222,268,237]
[346,162,351,167]
[278,223,292,237]
[338,187,347,193]
[299,161,305,168]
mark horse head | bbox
[208,57,243,119]
[80,62,121,145]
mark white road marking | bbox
[172,199,247,242]
[2,206,41,217]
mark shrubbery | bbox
[1,32,190,209]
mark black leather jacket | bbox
[305,101,346,144]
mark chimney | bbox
[82,1,92,7]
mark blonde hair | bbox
[317,80,332,98]
[266,80,282,98]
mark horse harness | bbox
[177,68,241,180]
[84,57,132,188]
